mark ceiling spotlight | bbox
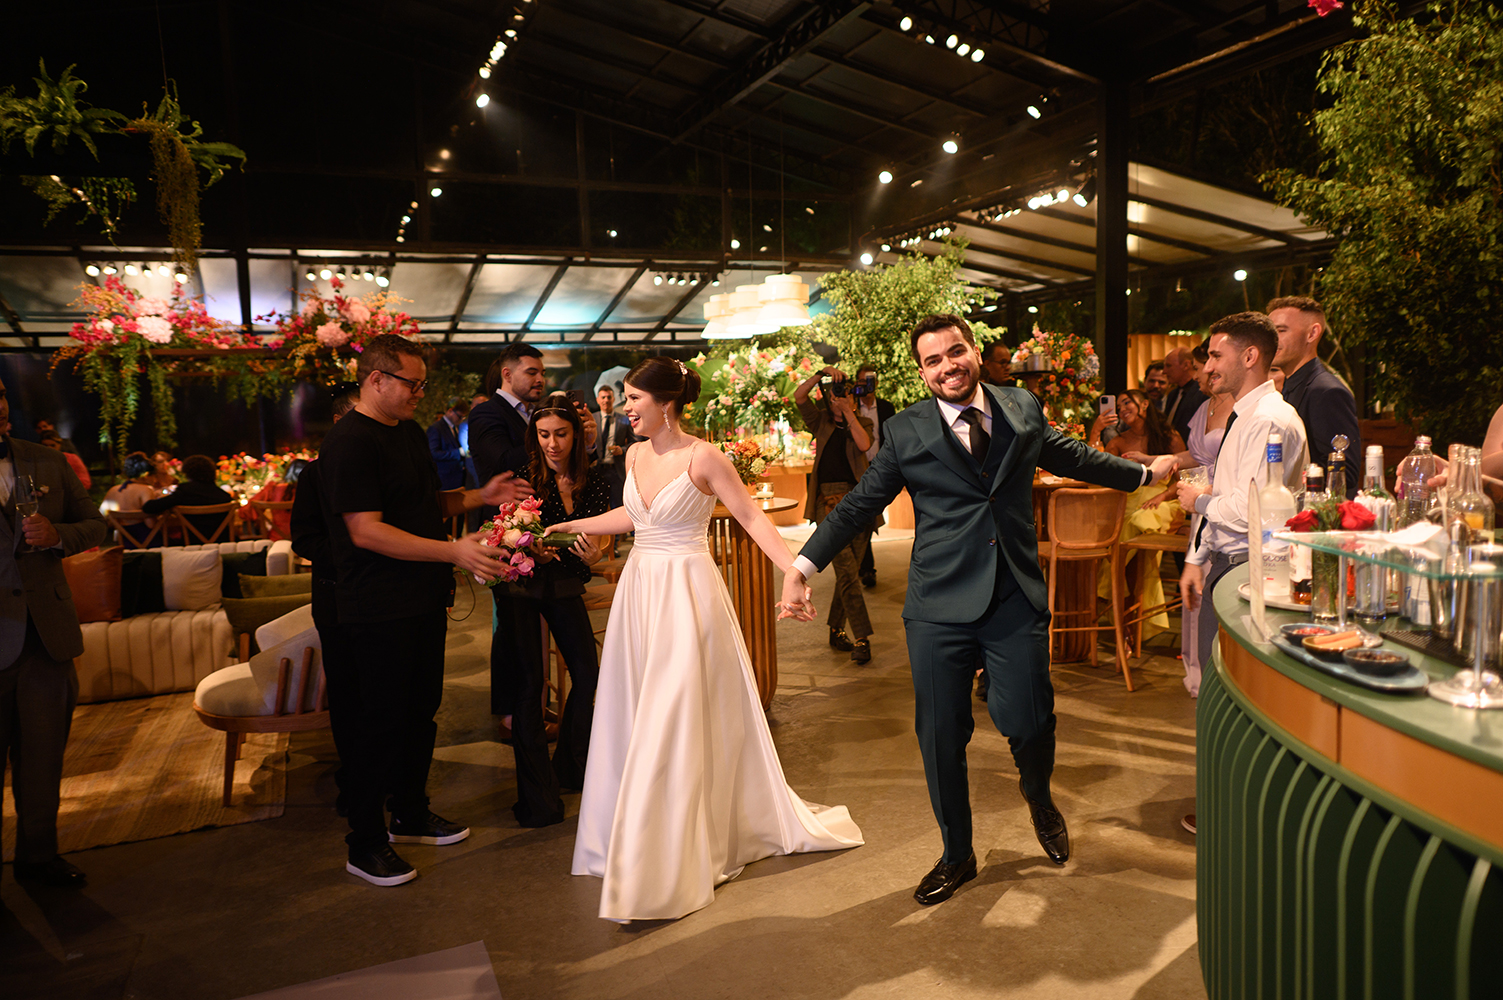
[607,229,618,237]
[910,178,923,187]
[691,275,700,285]
[396,235,405,243]
[102,263,117,275]
[762,223,772,232]
[712,277,721,286]
[1028,305,1039,314]
[879,169,893,184]
[410,200,419,209]
[730,238,741,249]
[376,273,390,288]
[899,15,913,30]
[1027,197,1041,210]
[1057,188,1070,201]
[479,66,492,79]
[1072,177,1097,207]
[362,269,375,281]
[490,41,507,59]
[942,139,959,154]
[945,34,958,49]
[157,263,171,275]
[85,264,100,276]
[505,28,517,38]
[513,11,524,20]
[805,206,815,214]
[401,215,411,224]
[305,269,317,281]
[1234,268,1249,282]
[881,243,891,252]
[971,48,985,62]
[476,93,490,108]
[924,34,935,44]
[174,271,189,284]
[859,252,874,266]
[320,268,332,280]
[430,186,443,197]
[125,263,140,276]
[956,43,970,56]
[1027,105,1042,119]
[654,274,663,286]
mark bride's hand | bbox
[543,521,575,536]
[777,570,817,622]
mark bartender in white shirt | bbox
[1177,313,1308,673]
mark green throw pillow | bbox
[239,573,313,598]
[221,594,312,656]
[220,549,270,599]
[119,551,165,618]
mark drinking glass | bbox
[1180,465,1210,490]
[14,474,39,553]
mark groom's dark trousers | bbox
[799,383,1144,865]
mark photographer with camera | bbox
[795,365,876,663]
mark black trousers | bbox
[323,610,449,851]
[902,585,1055,864]
[491,590,599,826]
[0,621,78,864]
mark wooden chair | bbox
[174,503,240,545]
[540,582,616,728]
[1115,529,1191,664]
[247,499,295,541]
[192,605,326,806]
[104,509,170,549]
[1037,488,1131,686]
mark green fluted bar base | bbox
[1198,660,1503,1000]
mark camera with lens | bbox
[819,375,848,398]
[848,375,877,397]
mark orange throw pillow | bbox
[62,545,123,623]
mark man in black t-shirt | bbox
[318,335,533,887]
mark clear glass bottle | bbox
[1396,435,1438,528]
[1327,434,1349,505]
[1355,445,1395,622]
[1290,463,1326,606]
[1453,445,1496,545]
[1258,432,1298,598]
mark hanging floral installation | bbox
[261,276,424,384]
[1010,326,1102,440]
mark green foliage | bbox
[65,335,174,456]
[0,62,245,269]
[1263,1,1503,448]
[808,237,999,408]
[413,365,482,429]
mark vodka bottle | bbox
[1290,463,1326,605]
[1355,445,1395,622]
[1258,432,1298,598]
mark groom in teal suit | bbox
[783,315,1175,905]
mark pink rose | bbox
[510,552,535,576]
[341,299,372,324]
[315,321,349,347]
[137,297,171,317]
[137,315,174,344]
[502,527,525,548]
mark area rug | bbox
[2,691,288,862]
[236,941,503,1000]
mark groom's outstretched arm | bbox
[780,438,907,617]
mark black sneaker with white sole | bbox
[388,811,471,846]
[347,844,417,886]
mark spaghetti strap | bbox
[685,439,698,477]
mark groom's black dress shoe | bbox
[913,852,977,905]
[13,857,87,888]
[829,628,854,652]
[1021,782,1070,865]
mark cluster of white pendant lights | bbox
[701,274,811,339]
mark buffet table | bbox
[1200,565,1503,999]
[711,496,798,711]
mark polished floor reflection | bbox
[0,534,1203,1000]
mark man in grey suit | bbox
[0,378,109,887]
[781,315,1176,905]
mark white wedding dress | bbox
[571,459,864,922]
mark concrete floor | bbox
[1,534,1204,1000]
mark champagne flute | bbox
[14,474,40,553]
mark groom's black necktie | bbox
[1193,408,1239,551]
[959,408,989,464]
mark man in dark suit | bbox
[781,314,1176,905]
[593,385,635,508]
[426,397,470,491]
[1162,347,1205,447]
[141,455,235,542]
[1268,296,1361,497]
[852,363,896,590]
[0,377,109,887]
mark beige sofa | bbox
[75,539,295,704]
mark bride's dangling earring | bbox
[662,403,671,425]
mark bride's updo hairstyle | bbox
[624,356,701,415]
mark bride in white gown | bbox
[548,357,863,922]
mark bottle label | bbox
[1266,442,1283,465]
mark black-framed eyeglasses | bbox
[377,370,428,393]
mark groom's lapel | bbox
[914,399,975,484]
[984,384,1026,494]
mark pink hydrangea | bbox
[300,299,321,319]
[137,315,174,344]
[315,321,349,347]
[137,297,171,317]
[341,299,371,324]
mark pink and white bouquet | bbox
[473,498,583,586]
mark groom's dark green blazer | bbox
[799,382,1145,621]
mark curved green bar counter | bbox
[1200,565,1503,1000]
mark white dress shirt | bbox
[858,398,880,461]
[1187,379,1309,566]
[934,386,991,453]
[0,453,12,506]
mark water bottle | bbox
[1258,432,1298,598]
[1397,436,1438,623]
[1355,445,1395,623]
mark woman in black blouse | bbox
[493,392,609,827]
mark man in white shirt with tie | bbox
[1177,312,1308,674]
[782,314,1177,906]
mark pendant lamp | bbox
[701,293,737,340]
[724,284,776,336]
[755,273,812,328]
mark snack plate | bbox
[1269,636,1428,694]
